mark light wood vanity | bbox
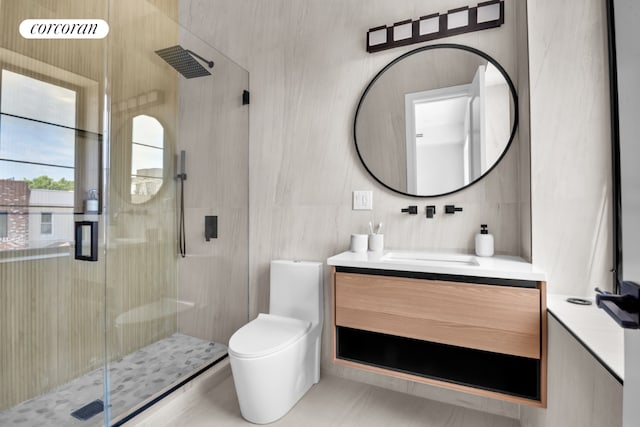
[327,251,547,407]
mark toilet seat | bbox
[229,313,310,359]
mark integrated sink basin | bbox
[328,249,546,283]
[381,251,479,267]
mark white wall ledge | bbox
[547,294,624,383]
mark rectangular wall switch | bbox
[353,190,373,210]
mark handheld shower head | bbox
[155,45,214,79]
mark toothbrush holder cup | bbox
[368,234,384,252]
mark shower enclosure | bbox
[0,1,249,426]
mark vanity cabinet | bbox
[330,265,547,407]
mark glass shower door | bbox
[0,1,249,424]
[0,1,109,424]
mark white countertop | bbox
[547,294,624,382]
[327,250,547,282]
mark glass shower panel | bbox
[107,0,249,425]
[105,1,248,425]
[174,25,250,353]
[105,1,180,423]
[0,1,108,426]
[0,1,249,424]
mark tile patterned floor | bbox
[129,368,522,427]
[0,334,227,427]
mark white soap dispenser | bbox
[86,189,99,213]
[475,224,494,257]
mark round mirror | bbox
[354,44,518,197]
[130,114,164,204]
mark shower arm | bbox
[186,50,214,69]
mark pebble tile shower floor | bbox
[0,333,227,426]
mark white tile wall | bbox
[527,0,614,296]
[179,0,530,417]
[180,0,529,314]
[175,28,250,345]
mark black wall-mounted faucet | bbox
[445,205,463,214]
[426,206,436,218]
[401,206,418,215]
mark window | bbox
[0,212,7,238]
[0,69,77,182]
[40,212,52,235]
[0,69,77,249]
[131,114,164,204]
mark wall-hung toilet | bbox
[228,260,323,424]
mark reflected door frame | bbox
[404,83,481,195]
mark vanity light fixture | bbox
[366,0,504,53]
[393,20,413,42]
[419,14,440,37]
[367,25,388,48]
[447,7,470,30]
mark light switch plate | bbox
[353,190,373,210]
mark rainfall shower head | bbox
[155,45,214,79]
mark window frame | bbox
[40,212,53,235]
[129,114,165,204]
[0,66,79,191]
[0,211,7,239]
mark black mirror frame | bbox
[353,43,519,198]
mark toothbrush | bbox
[376,223,383,234]
[369,221,374,235]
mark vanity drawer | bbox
[334,272,541,359]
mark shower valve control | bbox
[205,216,218,241]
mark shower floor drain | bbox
[70,399,104,421]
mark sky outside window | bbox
[131,114,163,174]
[0,69,76,181]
